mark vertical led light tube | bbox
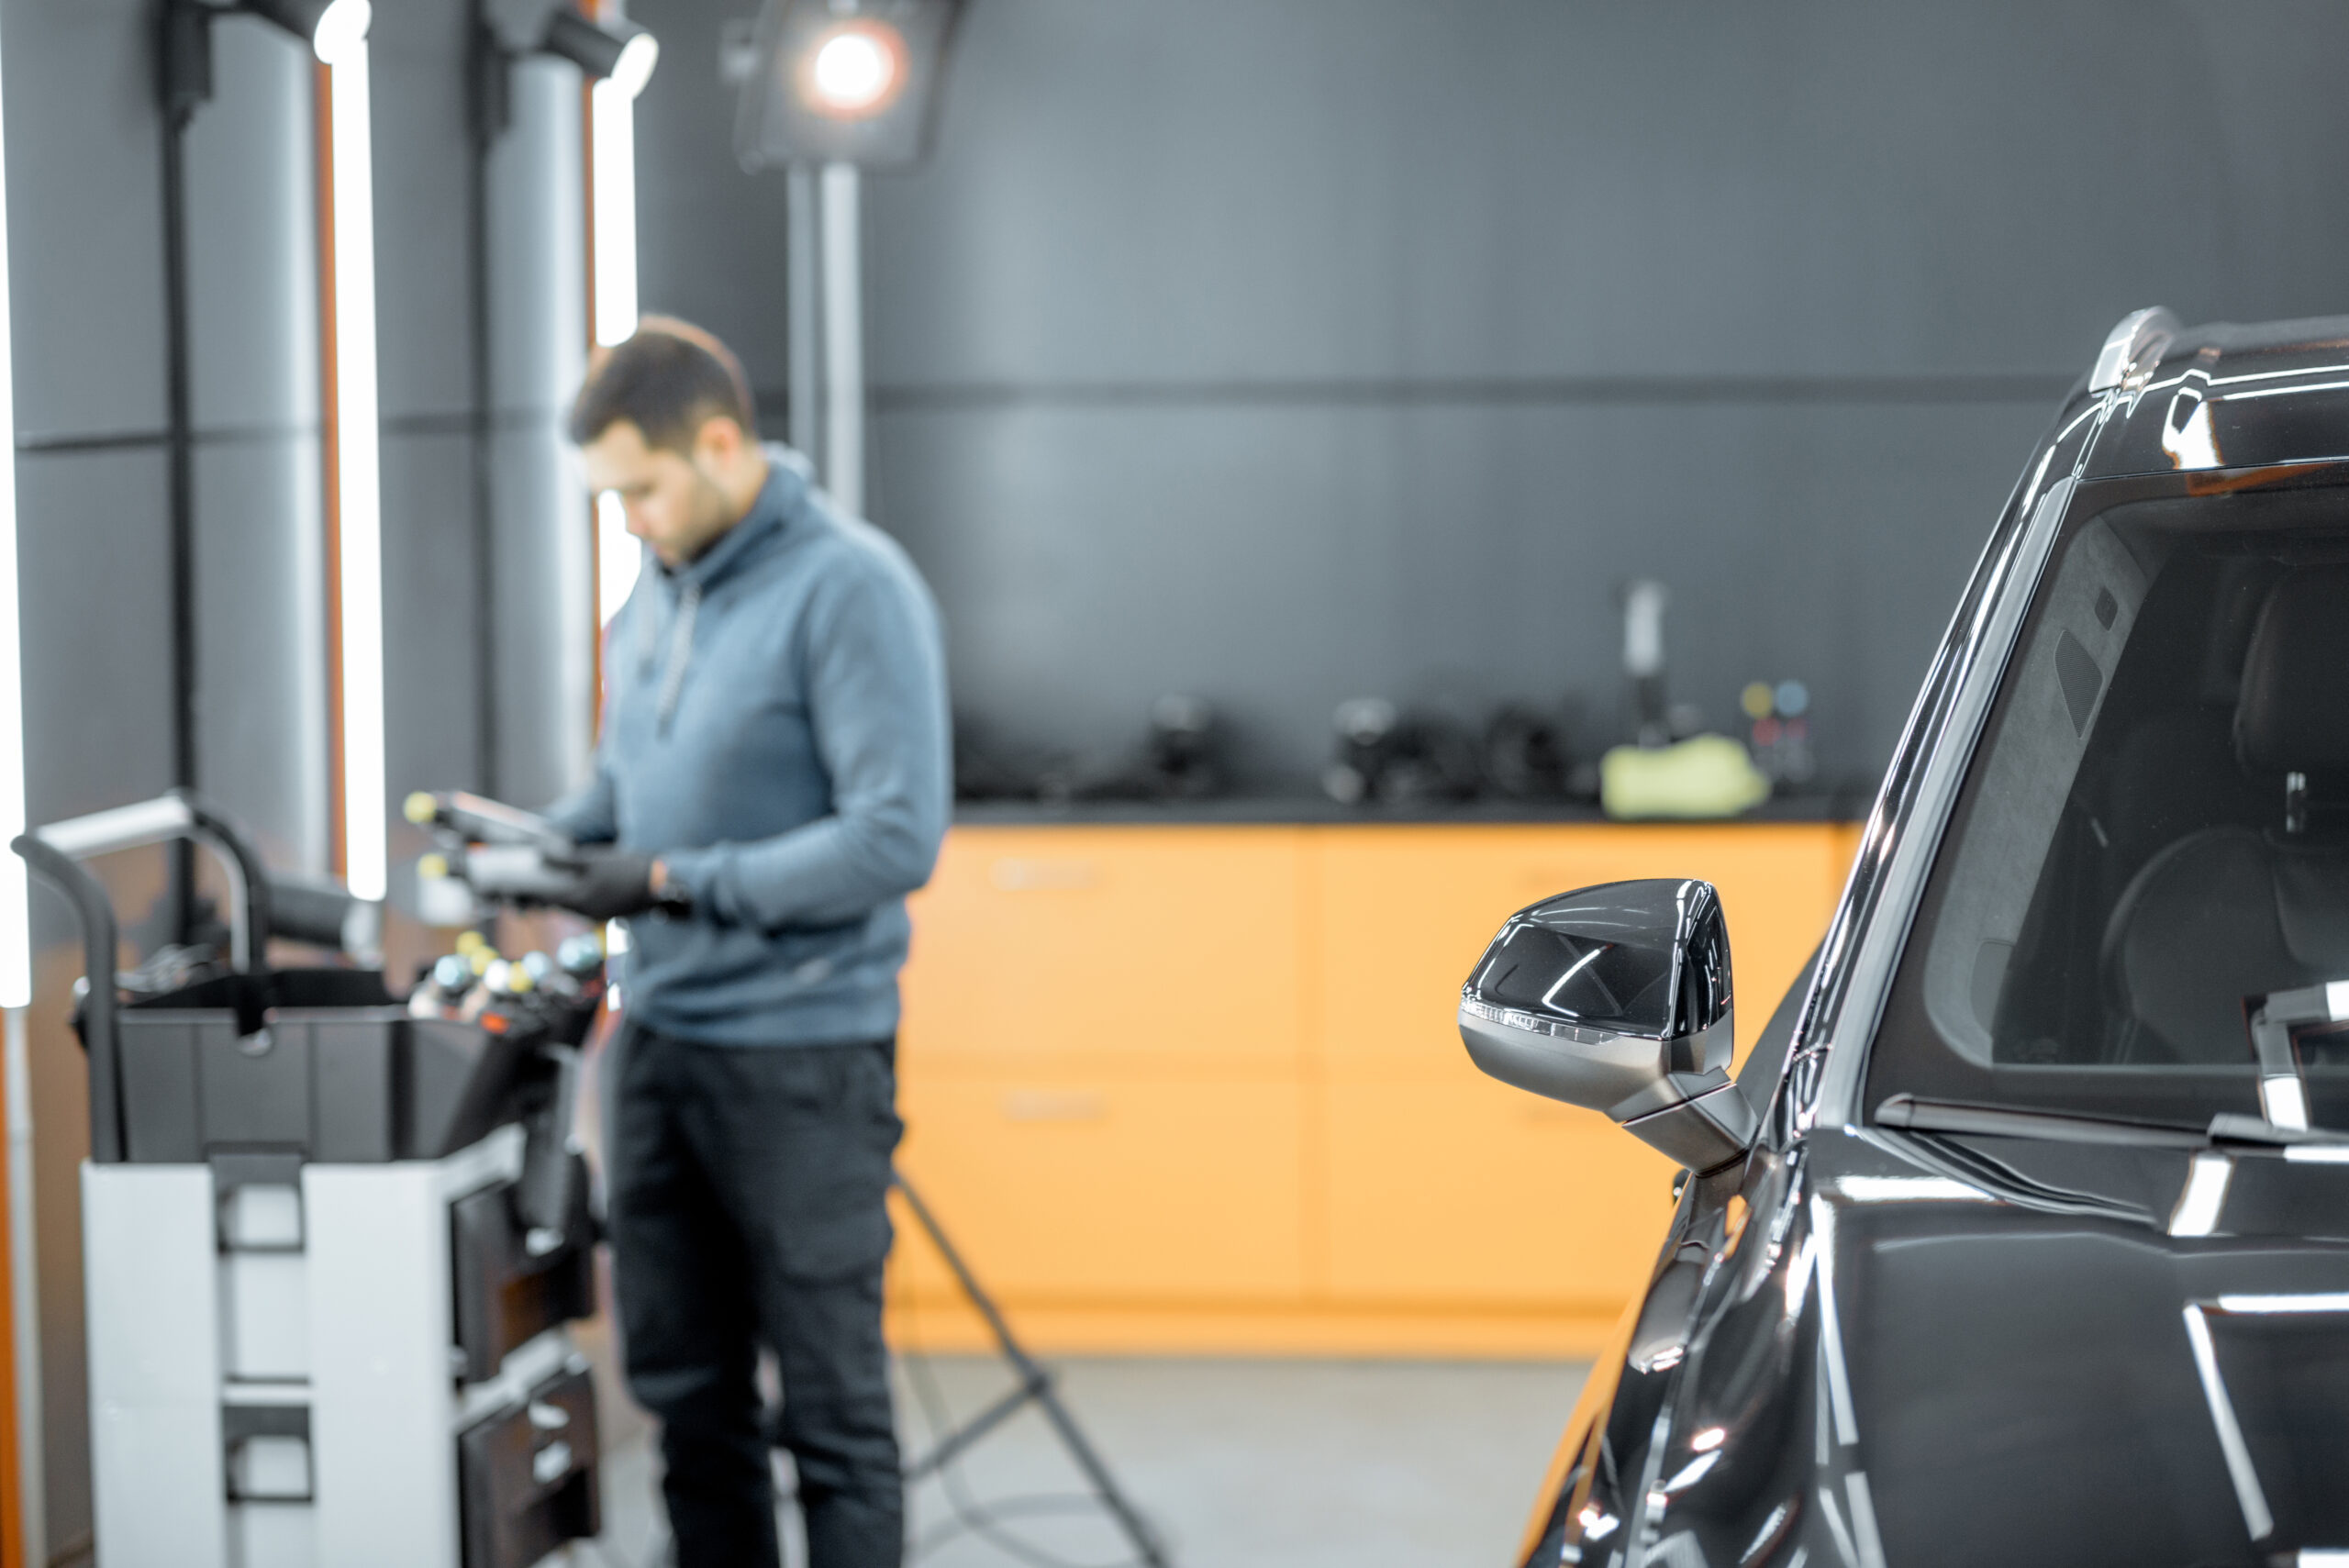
[589,64,641,624]
[329,44,386,899]
[588,74,638,348]
[0,6,42,1559]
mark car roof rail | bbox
[2087,306,2181,393]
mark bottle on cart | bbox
[519,950,573,1001]
[408,951,476,1018]
[557,931,605,984]
[457,951,508,1023]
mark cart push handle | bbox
[9,789,279,1164]
[26,788,274,968]
[9,832,125,1161]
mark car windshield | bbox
[1868,476,2349,1131]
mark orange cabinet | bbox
[899,826,1306,1078]
[1321,1073,1677,1310]
[893,817,1857,1355]
[893,1072,1307,1304]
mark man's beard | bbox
[677,458,740,562]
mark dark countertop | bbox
[951,792,1869,828]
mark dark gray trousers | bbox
[607,1023,905,1568]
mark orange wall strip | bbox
[0,1062,19,1568]
[315,60,347,885]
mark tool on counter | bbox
[1482,703,1576,801]
[1322,697,1482,806]
[1742,678,1817,787]
[954,695,1230,805]
[1599,579,1769,819]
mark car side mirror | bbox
[1457,877,1757,1173]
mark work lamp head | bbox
[243,0,372,63]
[807,21,904,117]
[543,8,661,98]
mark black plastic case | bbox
[110,971,557,1164]
[457,1363,600,1568]
[451,1155,597,1385]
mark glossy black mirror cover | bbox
[1466,879,1731,1040]
[1459,878,1753,1170]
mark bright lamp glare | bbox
[810,27,899,115]
[310,0,371,66]
[589,78,639,347]
[330,45,386,900]
[596,494,640,626]
[610,30,659,100]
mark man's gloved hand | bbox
[542,847,691,922]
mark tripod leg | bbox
[892,1171,1174,1567]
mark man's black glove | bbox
[542,847,690,922]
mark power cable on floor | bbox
[898,1336,1167,1568]
[891,1266,1173,1568]
[575,1240,1173,1568]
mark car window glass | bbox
[1870,483,2349,1128]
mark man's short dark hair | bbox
[569,316,757,452]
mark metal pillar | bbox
[785,164,820,462]
[819,161,864,517]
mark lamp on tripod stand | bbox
[718,9,1171,1560]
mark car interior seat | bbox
[2100,564,2349,1064]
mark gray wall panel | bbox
[631,0,791,391]
[182,17,329,873]
[879,398,2041,787]
[1,0,166,439]
[14,445,175,1549]
[488,58,588,417]
[382,428,481,795]
[371,0,475,418]
[370,31,593,814]
[491,425,591,808]
[17,450,176,819]
[484,57,592,802]
[862,0,2349,386]
[193,438,328,872]
[631,0,2349,789]
[184,18,322,432]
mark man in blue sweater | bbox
[540,318,949,1568]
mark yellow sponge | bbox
[1600,735,1770,820]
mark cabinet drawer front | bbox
[894,1074,1307,1305]
[903,826,1306,1070]
[1324,1073,1676,1308]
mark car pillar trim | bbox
[1773,436,2062,1140]
[2087,306,2182,394]
[1810,474,2079,1128]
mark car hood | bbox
[1565,1126,2349,1568]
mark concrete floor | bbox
[575,1356,1586,1568]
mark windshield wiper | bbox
[1874,1094,2349,1151]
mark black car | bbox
[1463,310,2349,1568]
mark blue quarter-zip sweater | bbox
[545,446,951,1046]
